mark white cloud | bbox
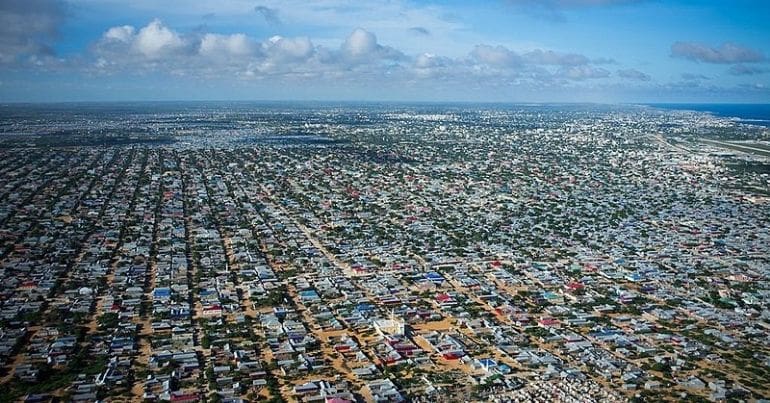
[104,25,135,43]
[88,18,621,90]
[340,28,404,63]
[470,45,521,68]
[343,28,378,58]
[412,52,458,78]
[264,36,315,62]
[200,33,257,58]
[133,19,186,58]
[415,53,446,69]
[467,43,613,84]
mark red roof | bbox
[170,393,198,403]
[443,352,464,360]
[538,318,560,326]
[566,282,585,291]
[435,293,452,302]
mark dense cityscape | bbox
[0,103,767,402]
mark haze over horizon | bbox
[1,0,769,103]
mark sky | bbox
[0,0,769,103]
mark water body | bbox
[648,103,770,127]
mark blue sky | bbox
[0,0,768,102]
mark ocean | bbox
[648,103,770,127]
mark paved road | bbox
[699,139,770,158]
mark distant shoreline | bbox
[2,101,769,128]
[647,103,770,127]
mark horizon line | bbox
[1,100,769,106]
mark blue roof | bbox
[299,290,319,298]
[479,358,497,367]
[153,287,171,297]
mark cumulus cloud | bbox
[133,19,187,59]
[342,29,377,57]
[98,20,261,64]
[104,25,136,43]
[671,41,765,64]
[0,0,66,65]
[470,45,522,68]
[241,35,323,77]
[415,53,448,69]
[88,19,619,88]
[200,33,258,58]
[469,43,611,77]
[412,52,457,78]
[92,22,410,79]
[95,20,259,73]
[340,28,404,62]
[728,64,767,76]
[263,36,314,62]
[616,68,650,81]
[466,43,613,82]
